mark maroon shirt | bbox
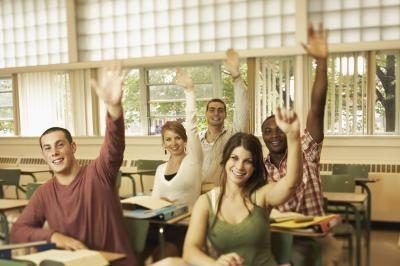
[10,114,136,266]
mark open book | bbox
[121,195,188,221]
[14,249,108,266]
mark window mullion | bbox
[367,51,376,135]
[139,68,149,135]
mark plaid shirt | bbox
[265,129,325,216]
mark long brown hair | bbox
[214,132,267,222]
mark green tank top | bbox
[206,189,277,266]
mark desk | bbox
[1,166,52,183]
[324,192,367,266]
[120,167,156,194]
[99,250,126,262]
[0,199,29,243]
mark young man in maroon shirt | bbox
[11,62,136,266]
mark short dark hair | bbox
[39,127,73,148]
[206,98,226,112]
[261,114,275,131]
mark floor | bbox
[337,224,400,266]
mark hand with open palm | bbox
[302,23,328,60]
[91,61,126,119]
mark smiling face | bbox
[40,130,77,176]
[225,146,255,187]
[206,101,226,128]
[163,129,186,156]
[261,116,288,155]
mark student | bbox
[183,108,302,266]
[201,48,249,185]
[147,68,203,262]
[262,23,328,216]
[10,62,136,266]
[152,68,203,208]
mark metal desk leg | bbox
[139,174,145,194]
[356,182,371,266]
[158,225,165,259]
[349,204,361,266]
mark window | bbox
[18,71,71,136]
[308,0,400,44]
[76,0,296,61]
[316,51,399,135]
[0,0,68,67]
[147,65,219,135]
[375,51,399,134]
[324,53,368,135]
[100,62,245,136]
[255,57,295,135]
[0,77,14,136]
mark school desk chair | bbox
[0,169,25,199]
[322,174,356,266]
[332,164,371,251]
[135,160,165,194]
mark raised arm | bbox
[224,48,249,133]
[90,61,127,183]
[176,68,203,165]
[262,108,302,207]
[302,23,328,143]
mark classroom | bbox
[0,0,399,266]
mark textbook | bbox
[121,195,189,221]
[123,203,189,221]
[270,214,342,234]
[121,195,172,210]
[270,209,306,223]
[14,249,108,266]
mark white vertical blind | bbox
[18,71,71,136]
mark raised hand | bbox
[224,48,240,78]
[216,252,244,266]
[275,107,300,138]
[50,232,87,251]
[91,61,126,119]
[301,23,328,59]
[175,68,194,91]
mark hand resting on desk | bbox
[50,232,87,250]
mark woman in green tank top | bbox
[183,107,303,266]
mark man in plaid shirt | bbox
[262,24,341,266]
[262,23,327,217]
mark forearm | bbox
[232,78,249,132]
[310,59,328,115]
[183,246,217,266]
[10,224,54,243]
[285,132,303,189]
